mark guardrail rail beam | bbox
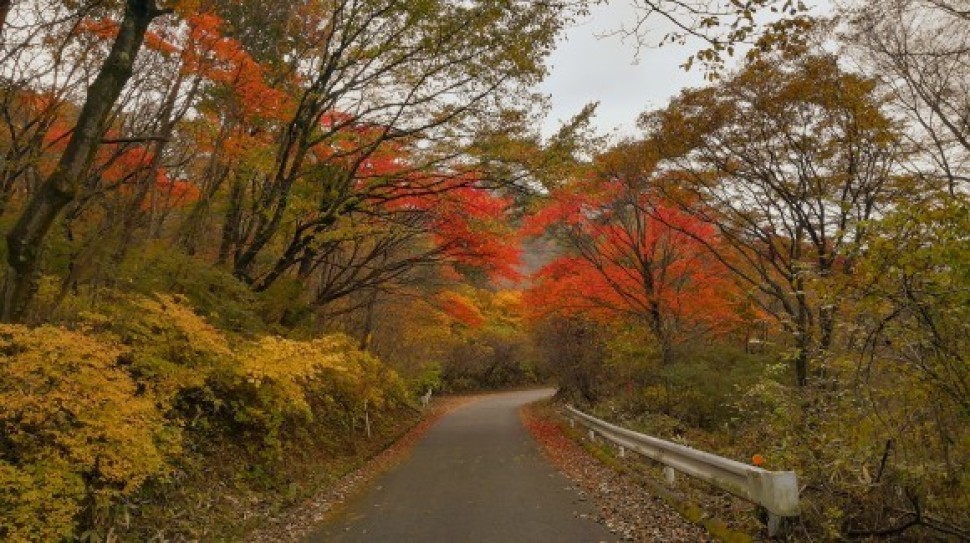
[566,405,799,537]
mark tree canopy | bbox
[0,0,967,540]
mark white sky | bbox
[539,0,835,139]
[538,2,707,138]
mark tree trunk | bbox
[230,105,316,282]
[0,0,165,322]
[178,118,232,254]
[232,170,298,281]
[218,176,245,266]
[815,304,836,383]
[793,304,811,388]
[647,300,673,366]
[791,272,812,387]
[794,336,809,388]
[0,1,12,45]
[111,73,186,268]
[357,288,379,350]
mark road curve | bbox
[307,388,615,542]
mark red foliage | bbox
[307,108,524,285]
[522,176,741,337]
[437,291,486,328]
[182,14,289,120]
[319,110,356,129]
[370,165,522,283]
[430,186,522,282]
[520,176,617,237]
[154,177,200,209]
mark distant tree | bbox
[646,52,900,386]
[533,315,608,404]
[847,0,970,196]
[524,142,740,367]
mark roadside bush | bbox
[408,363,442,397]
[661,344,767,429]
[0,294,409,540]
[0,325,174,542]
[729,352,970,539]
[222,335,406,454]
[116,246,316,336]
[84,293,235,406]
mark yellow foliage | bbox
[0,457,84,543]
[0,325,173,542]
[82,293,234,404]
[235,334,405,426]
[492,290,523,312]
[0,295,407,539]
[133,294,233,360]
[240,336,346,413]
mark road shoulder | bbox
[246,395,478,543]
[522,399,745,542]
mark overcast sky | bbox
[539,1,834,139]
[538,2,706,138]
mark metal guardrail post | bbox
[663,466,676,487]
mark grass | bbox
[114,407,424,541]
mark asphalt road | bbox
[308,388,615,543]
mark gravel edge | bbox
[521,400,723,542]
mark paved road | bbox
[308,388,615,543]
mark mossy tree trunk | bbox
[0,0,168,322]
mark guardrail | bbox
[565,405,799,536]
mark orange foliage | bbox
[79,17,176,56]
[523,177,741,337]
[154,176,201,209]
[78,17,120,41]
[145,29,179,55]
[41,122,72,152]
[181,14,289,121]
[437,291,486,328]
[101,146,154,184]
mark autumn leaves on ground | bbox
[0,0,968,541]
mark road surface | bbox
[308,388,615,542]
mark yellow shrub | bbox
[0,297,408,539]
[0,325,173,541]
[81,293,234,405]
[239,336,348,416]
[223,334,405,451]
[0,456,84,543]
